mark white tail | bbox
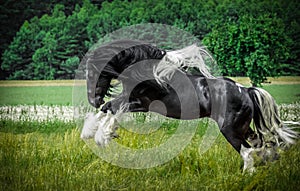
[249,87,299,147]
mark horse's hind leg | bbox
[218,108,255,172]
[220,119,251,152]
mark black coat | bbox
[86,40,165,108]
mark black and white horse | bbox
[82,40,298,172]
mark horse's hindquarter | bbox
[207,78,254,128]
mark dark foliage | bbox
[1,0,299,85]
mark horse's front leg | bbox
[101,96,124,114]
[101,97,147,114]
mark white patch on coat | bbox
[235,82,244,93]
[94,111,119,147]
[240,145,255,173]
[81,111,120,147]
[80,112,101,139]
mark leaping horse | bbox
[82,40,298,172]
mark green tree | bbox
[1,2,94,79]
[280,0,300,75]
[1,0,299,80]
[1,19,44,79]
[0,0,84,78]
[203,13,292,86]
[32,32,58,80]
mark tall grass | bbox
[1,119,299,191]
[0,81,299,190]
[0,103,299,190]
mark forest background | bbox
[0,0,299,86]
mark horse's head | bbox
[86,41,125,108]
[86,40,166,108]
[88,74,112,108]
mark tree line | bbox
[1,0,299,86]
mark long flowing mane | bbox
[153,44,215,86]
[86,40,216,107]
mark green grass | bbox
[262,84,300,104]
[0,86,74,106]
[0,80,299,190]
[0,119,299,191]
[0,81,299,106]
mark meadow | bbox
[0,78,299,190]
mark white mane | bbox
[153,44,215,86]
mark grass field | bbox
[1,119,299,190]
[0,77,299,105]
[0,79,299,190]
[0,86,74,106]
